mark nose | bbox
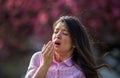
[55,31,62,39]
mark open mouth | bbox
[54,42,61,46]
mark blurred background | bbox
[0,0,120,78]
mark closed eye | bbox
[53,31,58,34]
[63,32,69,35]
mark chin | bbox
[55,49,61,53]
[55,49,59,52]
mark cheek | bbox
[63,38,72,46]
[68,38,72,47]
[68,41,72,47]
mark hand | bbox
[41,41,54,68]
[32,41,54,78]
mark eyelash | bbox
[53,31,69,35]
[63,32,68,35]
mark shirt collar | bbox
[53,56,73,67]
[63,56,73,67]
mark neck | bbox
[54,51,73,62]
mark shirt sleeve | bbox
[25,52,41,78]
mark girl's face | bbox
[52,22,73,55]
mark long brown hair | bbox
[53,16,106,78]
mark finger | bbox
[42,44,45,50]
[43,41,53,54]
[42,44,46,51]
[41,44,46,54]
[47,43,54,56]
[44,41,53,53]
[45,41,52,50]
[42,41,51,53]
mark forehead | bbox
[54,22,68,30]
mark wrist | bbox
[39,64,50,71]
[32,65,49,78]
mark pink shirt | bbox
[25,52,86,78]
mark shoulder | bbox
[32,51,42,58]
[30,51,42,66]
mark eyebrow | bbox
[54,28,68,32]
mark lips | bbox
[53,41,61,46]
[55,42,60,45]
